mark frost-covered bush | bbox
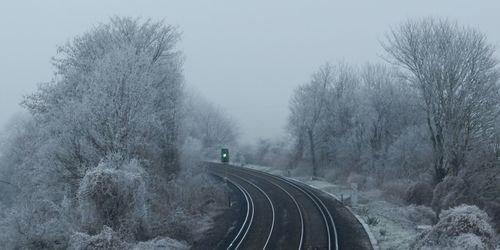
[148,209,194,243]
[246,138,292,168]
[146,179,216,243]
[347,172,366,188]
[179,137,204,169]
[175,138,227,214]
[411,205,496,250]
[0,206,17,250]
[143,178,222,245]
[4,199,73,249]
[406,205,436,225]
[431,176,470,214]
[69,226,190,250]
[68,226,130,250]
[381,179,412,203]
[406,182,433,206]
[142,137,226,243]
[386,125,433,180]
[132,237,189,250]
[345,172,377,190]
[166,172,225,214]
[324,168,339,183]
[77,158,147,240]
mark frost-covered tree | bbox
[21,17,184,189]
[359,64,422,177]
[383,17,500,183]
[288,63,361,175]
[287,62,422,178]
[288,63,332,175]
[182,90,238,158]
[77,157,147,239]
[0,17,216,248]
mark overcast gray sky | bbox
[1,0,499,143]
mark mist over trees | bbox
[182,90,239,159]
[252,17,500,238]
[0,13,498,250]
[287,62,423,180]
[383,18,500,184]
[0,17,233,249]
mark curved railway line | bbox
[209,163,354,250]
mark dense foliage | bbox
[411,205,496,250]
[251,18,500,235]
[0,17,232,249]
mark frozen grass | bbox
[68,226,190,250]
[189,204,225,243]
[304,181,427,249]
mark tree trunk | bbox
[289,134,305,169]
[307,129,317,176]
[427,113,447,185]
[433,133,447,185]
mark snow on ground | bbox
[303,180,426,249]
[241,163,433,250]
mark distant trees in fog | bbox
[286,17,500,231]
[183,90,239,158]
[288,62,421,180]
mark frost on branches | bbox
[77,157,147,239]
[0,17,226,249]
[411,205,496,250]
[68,226,189,250]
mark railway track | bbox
[209,163,341,250]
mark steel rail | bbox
[212,173,254,250]
[241,167,339,250]
[224,168,305,250]
[235,181,254,250]
[226,173,276,250]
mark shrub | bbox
[68,226,130,250]
[485,202,500,233]
[366,216,380,226]
[323,168,339,183]
[7,199,72,250]
[411,205,496,250]
[166,172,225,214]
[431,176,470,214]
[291,164,315,177]
[342,172,377,190]
[146,168,225,242]
[406,205,436,225]
[77,158,147,240]
[381,179,412,203]
[132,237,189,250]
[347,172,366,189]
[0,206,18,250]
[406,182,433,206]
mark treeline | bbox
[259,18,500,232]
[0,17,237,249]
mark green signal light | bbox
[221,148,229,163]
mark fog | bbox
[2,3,500,249]
[1,0,499,143]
